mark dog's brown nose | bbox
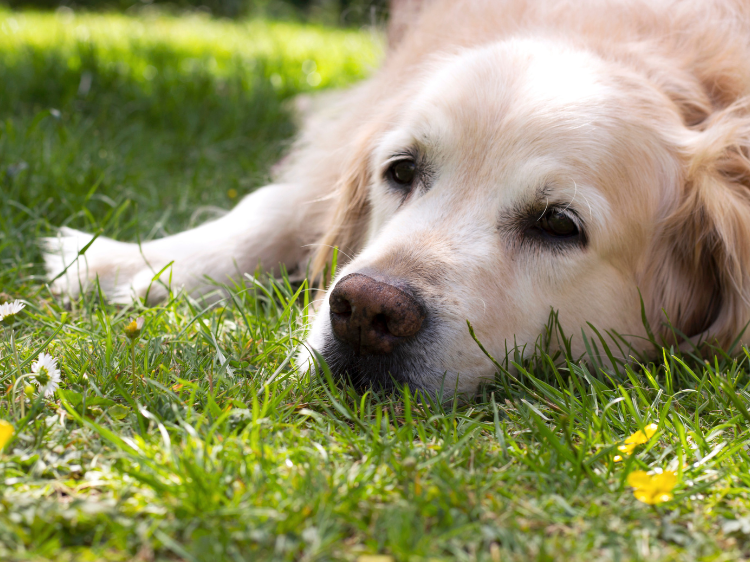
[329,273,425,355]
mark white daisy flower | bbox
[31,352,61,398]
[0,300,25,321]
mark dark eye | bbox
[538,209,579,238]
[387,159,417,186]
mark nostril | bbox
[330,295,352,317]
[371,313,390,335]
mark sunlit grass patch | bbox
[0,8,382,96]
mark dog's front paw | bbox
[41,227,167,303]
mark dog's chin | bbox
[317,336,443,395]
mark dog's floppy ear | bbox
[311,125,376,281]
[644,100,750,347]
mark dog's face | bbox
[306,39,742,395]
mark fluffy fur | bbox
[44,0,750,395]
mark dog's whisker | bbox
[537,197,549,221]
[301,243,355,263]
[562,181,577,212]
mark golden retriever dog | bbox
[44,0,750,396]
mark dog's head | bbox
[305,38,750,396]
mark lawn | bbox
[1,8,750,562]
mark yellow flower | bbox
[0,420,14,451]
[614,423,658,462]
[627,470,677,505]
[124,317,144,340]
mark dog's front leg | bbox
[43,183,322,303]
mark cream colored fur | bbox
[44,0,750,395]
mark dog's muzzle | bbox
[328,273,426,355]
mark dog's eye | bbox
[538,209,578,237]
[519,207,585,249]
[387,159,417,187]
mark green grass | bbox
[1,8,750,562]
